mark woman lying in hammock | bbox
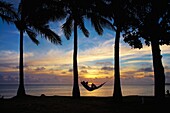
[81,81,106,91]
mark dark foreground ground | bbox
[0,95,170,113]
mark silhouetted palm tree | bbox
[103,0,141,102]
[15,0,62,97]
[62,0,112,97]
[0,0,16,23]
[108,0,130,102]
[61,0,90,97]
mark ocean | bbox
[0,84,170,98]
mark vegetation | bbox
[0,0,16,23]
[0,0,63,97]
[123,0,170,101]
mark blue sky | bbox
[1,0,170,85]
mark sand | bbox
[0,95,170,113]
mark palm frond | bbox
[35,25,62,45]
[0,13,11,23]
[99,17,114,30]
[78,17,89,37]
[0,0,17,23]
[89,14,103,35]
[62,16,73,40]
[26,29,39,45]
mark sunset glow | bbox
[1,0,170,86]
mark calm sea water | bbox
[0,84,170,98]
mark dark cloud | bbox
[48,68,60,71]
[99,71,109,74]
[0,72,19,84]
[0,63,17,68]
[68,69,73,72]
[80,70,88,74]
[0,71,73,84]
[61,71,66,74]
[101,66,114,71]
[123,71,136,75]
[165,66,169,69]
[60,64,71,67]
[79,66,86,69]
[79,66,91,69]
[138,67,153,72]
[35,67,46,71]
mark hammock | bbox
[81,81,106,91]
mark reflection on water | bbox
[0,84,170,98]
[80,85,112,97]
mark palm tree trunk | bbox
[151,37,165,101]
[17,29,26,97]
[72,21,80,97]
[113,26,122,102]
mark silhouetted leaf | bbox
[26,29,39,45]
[62,16,73,40]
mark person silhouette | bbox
[91,83,97,89]
[81,81,106,91]
[85,81,88,85]
[81,81,88,86]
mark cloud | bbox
[138,67,153,72]
[68,69,73,72]
[101,66,114,71]
[0,50,34,72]
[0,50,33,62]
[1,33,170,85]
[17,38,170,73]
[35,67,46,71]
[96,62,113,66]
[80,70,88,74]
[0,71,72,84]
[0,72,18,84]
[20,38,113,68]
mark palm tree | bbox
[61,0,112,97]
[15,0,63,97]
[0,0,16,23]
[104,0,141,102]
[61,0,90,97]
[108,0,130,102]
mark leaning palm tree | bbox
[15,0,63,97]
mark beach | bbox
[0,95,170,113]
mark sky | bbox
[1,0,170,85]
